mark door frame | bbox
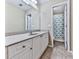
[51,1,70,51]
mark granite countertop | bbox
[5,31,48,47]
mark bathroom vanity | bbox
[5,31,49,59]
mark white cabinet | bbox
[43,33,48,49]
[33,33,48,59]
[33,36,41,59]
[40,34,44,55]
[40,33,48,55]
[7,39,32,59]
[6,32,49,59]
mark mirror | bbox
[25,8,40,31]
[5,0,40,34]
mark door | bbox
[64,5,68,49]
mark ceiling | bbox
[6,0,49,11]
[6,0,32,11]
[53,5,65,14]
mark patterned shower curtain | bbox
[53,14,64,39]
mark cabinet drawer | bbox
[8,39,32,59]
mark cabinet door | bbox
[33,36,40,59]
[40,34,45,55]
[44,33,48,49]
[40,33,48,55]
[10,48,32,59]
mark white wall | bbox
[40,0,64,30]
[26,8,40,30]
[40,0,65,47]
[5,3,25,33]
[40,1,51,30]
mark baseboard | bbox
[54,39,64,42]
[68,50,73,55]
[48,45,53,48]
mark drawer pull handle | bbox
[30,48,32,50]
[40,35,43,37]
[22,46,25,48]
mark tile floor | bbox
[40,42,73,59]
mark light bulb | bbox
[23,0,29,4]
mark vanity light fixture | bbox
[22,0,38,9]
[22,0,37,5]
[22,0,30,4]
[31,0,37,4]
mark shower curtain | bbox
[53,14,64,39]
